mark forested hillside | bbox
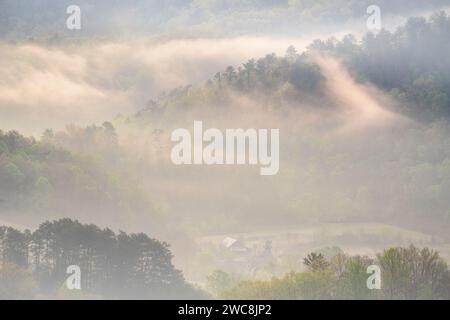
[121,13,450,235]
[133,12,450,121]
[0,127,159,231]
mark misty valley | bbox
[1,0,450,301]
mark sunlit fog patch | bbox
[0,36,331,135]
[312,54,408,134]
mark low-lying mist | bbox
[0,36,338,135]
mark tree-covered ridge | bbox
[132,12,450,123]
[0,127,156,227]
[0,218,203,299]
[132,47,327,125]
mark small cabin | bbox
[222,237,250,253]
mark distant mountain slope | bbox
[116,13,450,234]
[1,0,449,40]
[129,12,450,123]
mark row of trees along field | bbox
[208,246,450,300]
[0,218,204,299]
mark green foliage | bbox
[336,256,375,299]
[377,245,450,299]
[133,49,327,126]
[222,270,336,300]
[0,129,156,226]
[287,270,336,299]
[206,269,240,297]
